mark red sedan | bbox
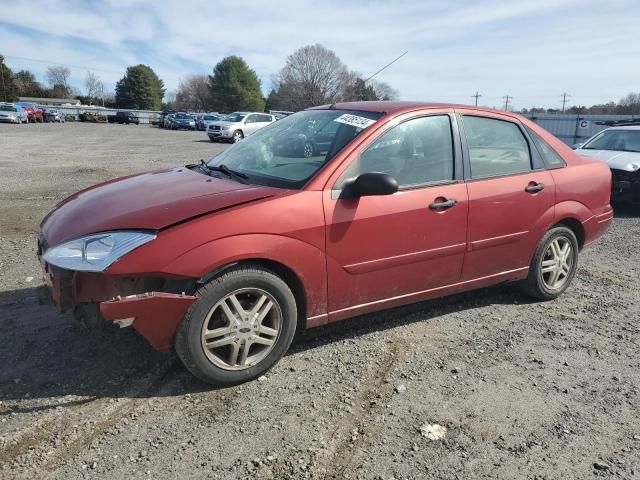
[38,102,613,385]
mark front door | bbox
[323,114,468,320]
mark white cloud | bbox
[1,0,639,108]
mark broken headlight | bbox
[42,231,156,272]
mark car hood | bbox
[578,149,640,172]
[40,167,280,247]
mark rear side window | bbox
[525,126,566,167]
[463,116,532,179]
[259,114,273,122]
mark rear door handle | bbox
[429,198,457,210]
[525,182,545,193]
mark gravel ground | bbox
[0,122,639,479]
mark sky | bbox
[1,0,639,110]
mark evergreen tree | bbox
[209,56,265,112]
[115,65,165,110]
[0,55,19,102]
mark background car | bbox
[0,103,26,123]
[158,109,177,128]
[43,108,65,123]
[169,112,196,130]
[207,112,275,142]
[574,122,640,203]
[107,111,140,125]
[17,103,44,123]
[196,113,222,131]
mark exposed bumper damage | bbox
[611,168,640,203]
[38,258,199,350]
[100,293,197,350]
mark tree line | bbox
[1,44,398,112]
[521,93,640,115]
[5,46,639,114]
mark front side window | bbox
[338,115,454,189]
[206,109,382,189]
[463,116,531,179]
[583,129,640,153]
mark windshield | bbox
[0,105,17,112]
[206,109,382,189]
[204,115,218,121]
[225,113,246,123]
[583,129,640,153]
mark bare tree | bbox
[174,75,210,111]
[85,71,104,105]
[46,65,71,88]
[370,80,399,101]
[272,44,350,111]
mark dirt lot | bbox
[0,122,638,479]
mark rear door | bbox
[324,112,468,319]
[457,111,555,280]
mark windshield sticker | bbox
[333,113,376,129]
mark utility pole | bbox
[472,91,482,106]
[560,92,571,112]
[502,95,512,111]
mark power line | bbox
[472,91,482,106]
[3,54,122,75]
[502,95,512,111]
[364,51,408,83]
[560,92,571,112]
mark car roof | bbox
[606,125,640,131]
[309,101,511,117]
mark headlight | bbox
[42,231,156,272]
[221,125,230,130]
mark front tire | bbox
[519,226,579,300]
[175,266,297,385]
[232,130,244,143]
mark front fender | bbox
[161,234,327,318]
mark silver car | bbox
[0,103,27,124]
[575,125,640,203]
[207,112,275,143]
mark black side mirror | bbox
[342,172,398,198]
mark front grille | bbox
[210,125,221,132]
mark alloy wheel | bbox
[540,237,573,290]
[200,288,281,371]
[303,142,314,158]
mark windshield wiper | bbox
[208,163,250,184]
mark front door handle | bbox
[429,198,457,210]
[525,182,545,193]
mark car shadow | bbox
[0,283,532,407]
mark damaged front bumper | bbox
[611,168,640,203]
[38,257,198,351]
[100,293,197,350]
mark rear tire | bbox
[175,266,297,386]
[519,226,579,300]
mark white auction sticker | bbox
[333,113,376,129]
